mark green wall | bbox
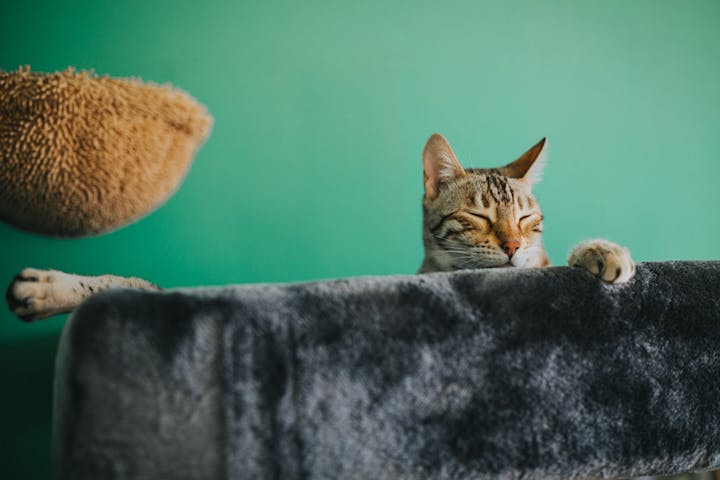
[1,0,719,477]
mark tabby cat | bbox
[5,134,634,321]
[419,133,634,280]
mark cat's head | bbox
[421,134,549,271]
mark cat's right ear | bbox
[422,133,466,200]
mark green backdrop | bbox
[1,0,719,477]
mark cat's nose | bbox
[502,240,520,258]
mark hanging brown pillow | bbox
[0,66,213,237]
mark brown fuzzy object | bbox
[0,66,213,237]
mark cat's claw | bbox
[568,240,635,284]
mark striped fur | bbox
[418,134,635,285]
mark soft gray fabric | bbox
[53,261,720,480]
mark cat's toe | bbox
[568,240,635,284]
[19,267,57,283]
[5,269,58,321]
[599,249,634,283]
[6,276,28,312]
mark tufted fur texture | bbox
[0,66,212,237]
[54,261,720,479]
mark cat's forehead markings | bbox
[466,191,477,207]
[480,192,491,208]
[517,195,533,211]
[466,191,491,210]
[476,174,514,204]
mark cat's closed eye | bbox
[519,214,543,233]
[464,211,493,226]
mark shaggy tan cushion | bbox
[0,66,213,237]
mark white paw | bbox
[5,268,77,321]
[568,240,635,284]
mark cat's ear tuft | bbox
[422,133,466,200]
[499,137,548,185]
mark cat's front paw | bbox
[568,240,635,284]
[5,268,73,321]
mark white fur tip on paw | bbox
[5,268,71,321]
[568,240,636,284]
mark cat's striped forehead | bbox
[432,169,539,216]
[465,169,532,208]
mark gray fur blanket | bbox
[53,261,720,479]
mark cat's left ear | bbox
[499,137,548,185]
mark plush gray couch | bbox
[53,261,720,479]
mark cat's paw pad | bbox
[568,240,635,284]
[5,268,64,321]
